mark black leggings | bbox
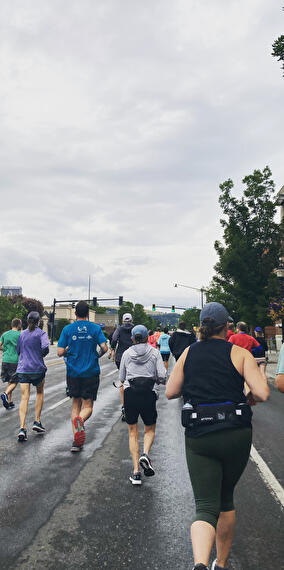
[185,427,252,529]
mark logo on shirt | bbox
[77,325,87,333]
[72,335,77,341]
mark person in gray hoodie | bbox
[119,324,166,485]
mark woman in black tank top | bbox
[166,303,269,570]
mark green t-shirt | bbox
[0,330,21,363]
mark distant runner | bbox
[0,318,22,409]
[119,325,166,485]
[111,313,133,421]
[229,321,260,353]
[169,321,196,361]
[58,301,107,452]
[157,327,171,371]
[16,312,49,442]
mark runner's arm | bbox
[242,350,269,401]
[276,374,284,393]
[166,347,189,399]
[119,353,127,383]
[156,352,167,383]
[111,327,119,349]
[98,342,108,357]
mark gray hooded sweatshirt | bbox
[119,343,166,393]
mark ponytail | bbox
[199,318,225,341]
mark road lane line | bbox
[250,445,284,508]
[47,360,64,367]
[47,397,70,411]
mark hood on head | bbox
[128,343,153,364]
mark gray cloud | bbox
[0,0,283,307]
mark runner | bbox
[166,302,269,570]
[225,322,235,342]
[157,326,171,371]
[169,321,196,361]
[228,321,260,353]
[251,327,268,368]
[147,330,157,348]
[276,342,284,393]
[153,327,161,345]
[119,325,166,485]
[111,313,133,421]
[16,312,49,442]
[57,301,107,452]
[0,318,22,409]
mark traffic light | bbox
[119,296,123,306]
[171,305,175,312]
[72,302,76,309]
[152,304,156,311]
[93,297,97,307]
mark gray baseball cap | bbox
[122,313,133,322]
[131,325,148,341]
[200,302,229,326]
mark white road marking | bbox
[250,444,284,509]
[104,369,118,377]
[47,397,70,411]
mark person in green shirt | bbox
[0,318,22,409]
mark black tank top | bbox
[183,338,246,405]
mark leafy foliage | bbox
[54,318,70,341]
[180,307,201,330]
[207,167,283,327]
[272,34,284,76]
[8,295,44,329]
[0,297,27,335]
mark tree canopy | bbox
[206,166,283,327]
[272,34,284,76]
[180,307,201,331]
[0,297,27,335]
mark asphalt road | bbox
[0,348,283,569]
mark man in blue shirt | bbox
[58,301,107,452]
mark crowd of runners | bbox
[0,300,283,570]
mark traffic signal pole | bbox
[50,296,123,345]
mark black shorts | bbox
[18,373,46,386]
[161,353,170,361]
[67,375,100,400]
[1,363,18,383]
[124,388,157,426]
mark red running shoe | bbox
[73,416,85,447]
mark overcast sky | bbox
[0,0,283,311]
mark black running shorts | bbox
[67,375,100,400]
[17,372,45,386]
[1,363,18,383]
[161,353,170,361]
[124,388,157,425]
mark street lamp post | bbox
[174,283,206,308]
[277,265,284,343]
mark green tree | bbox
[0,297,27,335]
[54,318,70,341]
[180,307,201,330]
[272,34,284,76]
[9,295,44,328]
[208,166,283,328]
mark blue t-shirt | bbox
[158,333,170,354]
[58,321,106,378]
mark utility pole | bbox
[174,283,207,308]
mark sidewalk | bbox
[266,350,279,385]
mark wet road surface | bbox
[0,349,283,569]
